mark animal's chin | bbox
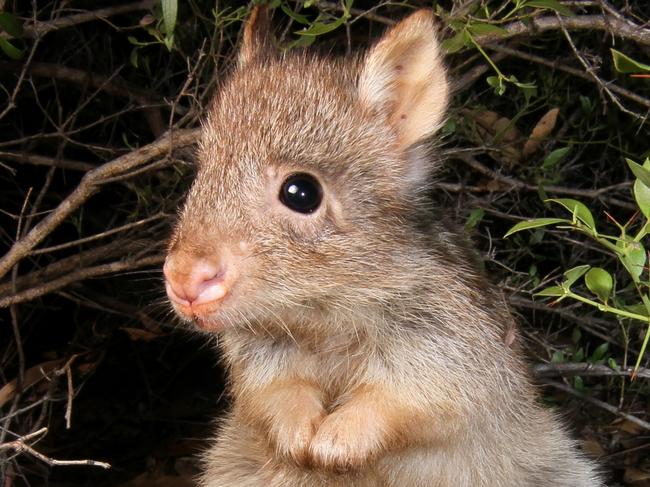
[193,315,227,332]
[172,302,230,333]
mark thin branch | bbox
[0,239,150,296]
[0,428,111,469]
[0,151,94,172]
[496,14,650,46]
[451,152,635,209]
[545,380,650,431]
[487,44,650,110]
[0,128,200,281]
[309,4,650,47]
[507,295,629,351]
[23,0,157,38]
[0,254,164,308]
[30,213,168,255]
[557,14,648,120]
[534,362,650,380]
[452,53,508,93]
[314,1,395,26]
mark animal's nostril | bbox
[164,257,227,305]
[165,280,190,306]
[195,276,228,304]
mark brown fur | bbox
[164,7,603,486]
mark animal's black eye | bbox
[279,173,323,214]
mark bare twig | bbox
[0,151,94,172]
[545,380,650,431]
[507,295,629,351]
[487,44,650,110]
[30,213,168,255]
[314,1,395,26]
[0,239,151,296]
[557,14,649,120]
[309,4,650,47]
[23,0,157,38]
[0,128,200,281]
[0,61,192,135]
[534,362,650,380]
[0,428,111,469]
[0,254,164,308]
[497,14,650,46]
[451,152,635,209]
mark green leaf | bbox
[571,327,581,344]
[162,0,178,37]
[523,0,574,16]
[634,178,650,219]
[551,350,565,363]
[342,0,354,16]
[441,31,468,54]
[633,324,650,377]
[611,49,650,74]
[618,239,646,280]
[0,37,23,60]
[486,75,506,95]
[590,342,609,362]
[542,147,571,170]
[574,347,585,363]
[0,12,24,38]
[297,16,346,36]
[467,22,508,37]
[504,218,568,237]
[585,267,613,302]
[535,285,565,297]
[563,265,590,288]
[129,48,139,68]
[627,158,650,188]
[625,304,649,317]
[163,33,174,51]
[608,357,620,371]
[573,375,585,391]
[280,4,311,25]
[546,198,595,230]
[465,208,484,229]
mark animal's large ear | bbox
[238,5,274,68]
[358,10,448,149]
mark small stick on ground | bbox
[0,428,111,469]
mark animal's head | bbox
[164,7,449,336]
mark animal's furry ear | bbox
[238,5,275,68]
[359,10,448,149]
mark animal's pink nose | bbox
[163,257,227,306]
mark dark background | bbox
[1,1,649,485]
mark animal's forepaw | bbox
[269,396,326,467]
[308,408,383,472]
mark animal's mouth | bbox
[171,294,232,333]
[193,315,226,332]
